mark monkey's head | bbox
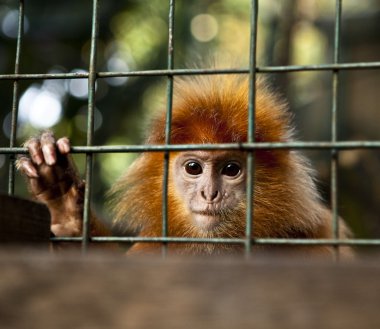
[145,76,298,235]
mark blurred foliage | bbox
[1,0,380,240]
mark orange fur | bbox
[108,75,353,257]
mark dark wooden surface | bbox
[0,252,379,329]
[0,194,50,243]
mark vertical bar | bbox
[245,0,259,256]
[331,0,342,260]
[82,0,100,253]
[161,0,175,257]
[8,0,25,195]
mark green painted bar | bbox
[245,0,259,256]
[8,0,24,195]
[161,0,176,257]
[330,0,343,260]
[1,62,380,81]
[82,0,100,254]
[4,140,380,156]
[49,236,380,247]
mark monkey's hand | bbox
[16,131,84,237]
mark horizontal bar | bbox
[50,236,380,246]
[258,62,380,73]
[50,236,243,244]
[98,62,380,76]
[4,140,380,155]
[253,238,380,246]
[0,72,89,81]
[0,62,380,81]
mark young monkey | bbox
[17,75,353,257]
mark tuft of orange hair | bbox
[149,75,291,144]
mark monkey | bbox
[16,75,353,257]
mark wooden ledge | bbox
[0,252,379,329]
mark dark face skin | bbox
[172,151,247,231]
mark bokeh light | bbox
[106,55,129,87]
[1,9,29,38]
[66,69,89,99]
[19,85,62,129]
[190,14,219,42]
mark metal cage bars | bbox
[3,0,380,252]
[330,0,342,260]
[8,0,24,195]
[80,0,100,253]
[161,0,176,257]
[245,0,259,255]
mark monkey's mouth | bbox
[191,210,222,231]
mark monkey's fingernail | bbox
[42,145,56,165]
[57,139,70,154]
[25,165,39,178]
[32,154,43,166]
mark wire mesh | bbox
[2,0,380,253]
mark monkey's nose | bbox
[201,190,219,202]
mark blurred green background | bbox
[1,0,380,241]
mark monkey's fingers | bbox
[40,131,59,166]
[16,155,50,197]
[56,137,71,155]
[24,137,44,166]
[16,156,39,178]
[25,132,71,168]
[24,132,58,167]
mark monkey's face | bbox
[172,151,247,231]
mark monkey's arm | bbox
[16,131,110,238]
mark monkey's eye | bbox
[221,163,241,177]
[184,161,203,175]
